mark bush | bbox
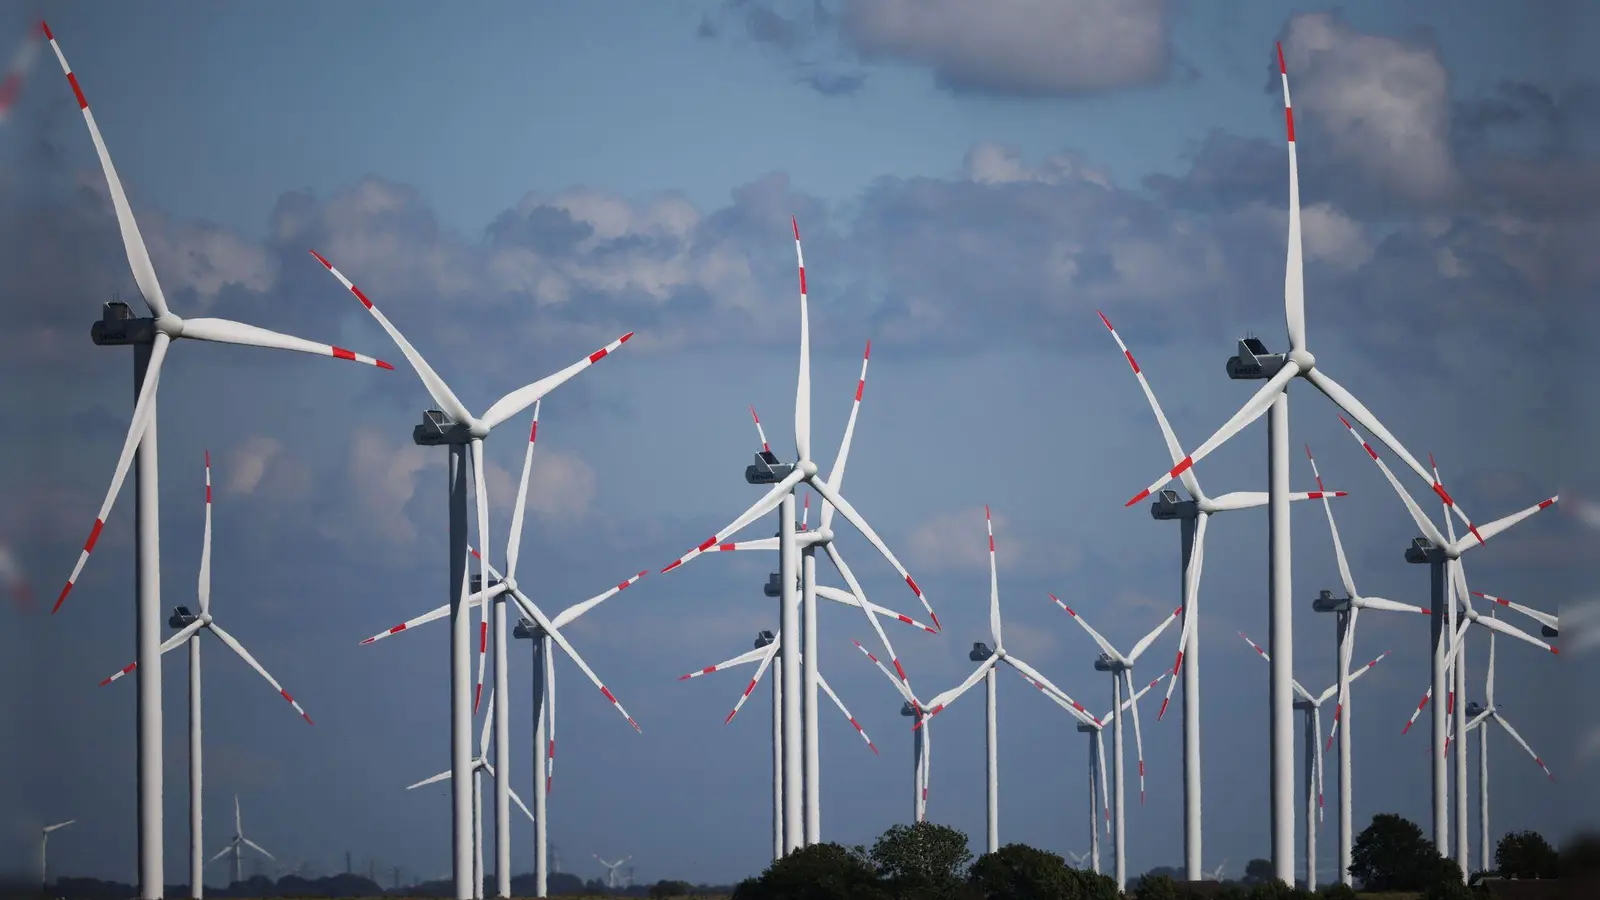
[1422,857,1471,900]
[1317,883,1356,900]
[1245,880,1303,900]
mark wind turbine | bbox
[1017,666,1171,876]
[1068,850,1092,870]
[1205,859,1228,882]
[357,400,646,898]
[594,855,630,890]
[41,819,74,890]
[1238,631,1390,891]
[209,796,273,888]
[1048,597,1182,891]
[1461,617,1555,870]
[1304,443,1429,885]
[309,251,632,898]
[1471,592,1558,639]
[98,454,313,900]
[41,24,391,898]
[1336,416,1556,866]
[407,689,536,900]
[661,220,935,851]
[916,506,1100,854]
[1097,308,1347,881]
[853,640,933,822]
[1120,43,1486,883]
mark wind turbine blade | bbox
[1307,367,1475,534]
[406,770,450,790]
[54,332,169,614]
[1014,667,1100,728]
[1473,591,1558,631]
[817,670,878,754]
[678,644,770,680]
[508,786,536,824]
[43,820,75,832]
[1205,489,1346,511]
[1237,630,1316,704]
[986,506,1003,648]
[209,844,233,864]
[505,402,540,581]
[722,633,781,725]
[1345,649,1391,687]
[1128,604,1183,664]
[1276,43,1305,352]
[548,570,647,631]
[1004,655,1094,720]
[749,404,772,455]
[1336,416,1451,550]
[1306,443,1360,599]
[1486,617,1498,707]
[42,23,171,318]
[478,688,495,758]
[178,318,391,369]
[1491,713,1555,781]
[1160,512,1208,721]
[1047,594,1120,661]
[479,332,634,431]
[807,476,937,629]
[1097,728,1112,834]
[308,250,472,424]
[819,340,872,533]
[826,542,917,696]
[1470,605,1556,655]
[1313,705,1325,822]
[98,618,204,685]
[471,438,491,715]
[199,451,213,615]
[920,657,999,723]
[1125,362,1299,507]
[207,623,313,724]
[1124,668,1148,805]
[1328,606,1359,752]
[505,585,640,732]
[850,638,917,707]
[242,838,274,861]
[358,588,494,646]
[792,216,811,463]
[235,794,241,835]
[1359,597,1429,615]
[1456,496,1560,555]
[545,643,557,790]
[662,467,807,573]
[1097,309,1205,499]
[716,536,780,553]
[815,583,938,634]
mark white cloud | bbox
[1282,13,1458,202]
[326,427,433,550]
[843,0,1169,96]
[1301,203,1373,269]
[964,143,1113,188]
[224,436,285,496]
[527,451,598,522]
[906,506,1025,572]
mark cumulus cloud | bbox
[842,0,1170,96]
[328,427,433,551]
[224,437,286,496]
[906,506,1028,573]
[527,451,598,522]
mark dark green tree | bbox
[1242,859,1275,885]
[967,843,1084,900]
[1495,829,1558,878]
[730,841,890,900]
[1134,872,1179,900]
[649,877,696,898]
[1317,883,1357,900]
[869,821,974,898]
[1422,857,1471,900]
[1349,813,1440,891]
[1245,880,1304,900]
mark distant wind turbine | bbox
[41,819,74,890]
[209,797,273,887]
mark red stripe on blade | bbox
[331,347,356,362]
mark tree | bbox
[1495,830,1559,878]
[870,821,974,898]
[1318,883,1357,900]
[967,843,1098,900]
[731,842,890,900]
[1134,872,1179,900]
[1241,859,1275,885]
[650,878,696,898]
[1422,857,1471,900]
[1350,813,1440,891]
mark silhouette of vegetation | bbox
[1242,860,1275,885]
[869,822,976,898]
[1350,813,1442,892]
[1493,830,1557,879]
[967,842,1117,900]
[730,841,890,900]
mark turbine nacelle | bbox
[1465,701,1487,718]
[900,701,919,717]
[763,572,800,598]
[1093,654,1129,674]
[745,451,794,484]
[1311,589,1352,614]
[1405,536,1454,564]
[1224,336,1288,380]
[754,630,776,649]
[412,408,484,445]
[89,299,156,345]
[169,605,199,628]
[511,616,541,640]
[1293,697,1316,712]
[1149,490,1199,521]
[1542,625,1559,638]
[969,641,995,662]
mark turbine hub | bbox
[800,460,819,478]
[154,314,185,338]
[1287,347,1316,372]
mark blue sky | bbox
[2,0,1594,888]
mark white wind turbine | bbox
[1471,591,1558,639]
[41,819,74,890]
[853,639,934,823]
[1016,666,1172,876]
[1336,416,1557,865]
[1120,43,1489,882]
[209,796,273,888]
[309,251,632,898]
[1304,442,1429,885]
[1238,631,1391,891]
[1068,850,1092,870]
[594,855,630,890]
[355,399,646,898]
[98,453,312,900]
[1460,617,1555,870]
[1204,859,1228,882]
[915,506,1102,854]
[42,25,391,897]
[1047,597,1182,891]
[407,689,537,900]
[1098,308,1348,881]
[661,220,935,851]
